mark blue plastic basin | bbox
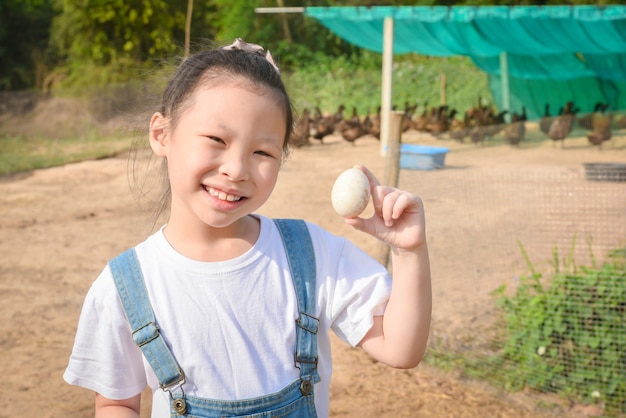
[399,144,449,170]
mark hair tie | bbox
[221,38,281,75]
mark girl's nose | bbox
[218,153,249,181]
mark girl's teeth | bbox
[220,192,238,202]
[209,188,241,202]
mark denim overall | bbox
[108,219,320,417]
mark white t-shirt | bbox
[64,215,391,418]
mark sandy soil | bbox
[1,125,625,417]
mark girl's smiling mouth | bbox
[204,186,244,202]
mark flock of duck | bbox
[289,99,626,150]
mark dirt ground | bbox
[1,123,625,417]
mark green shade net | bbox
[305,5,626,120]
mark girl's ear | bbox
[149,112,169,157]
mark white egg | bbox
[331,167,371,218]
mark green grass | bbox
[0,133,132,175]
[423,245,626,417]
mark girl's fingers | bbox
[353,166,406,225]
[380,191,416,226]
[358,165,381,188]
[351,165,421,228]
[344,167,425,249]
[356,165,384,208]
[380,191,399,226]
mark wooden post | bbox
[499,51,511,123]
[380,16,394,157]
[275,0,293,43]
[378,111,404,267]
[440,73,446,106]
[383,111,404,188]
[184,0,194,57]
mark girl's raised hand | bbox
[344,166,426,252]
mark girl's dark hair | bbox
[160,48,294,153]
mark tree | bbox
[185,0,194,57]
[0,0,55,90]
[49,0,188,85]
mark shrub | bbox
[492,242,626,414]
[285,53,490,118]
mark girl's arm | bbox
[95,393,141,418]
[357,245,431,369]
[345,166,432,369]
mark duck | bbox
[363,106,381,140]
[426,105,450,136]
[402,101,417,132]
[504,106,527,147]
[539,103,553,136]
[311,104,344,143]
[586,104,612,150]
[548,101,577,148]
[447,110,469,143]
[577,102,604,130]
[289,108,312,148]
[338,107,368,146]
[411,101,429,132]
[483,109,508,139]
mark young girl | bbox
[64,39,432,418]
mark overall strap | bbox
[273,219,321,393]
[108,248,186,391]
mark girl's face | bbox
[150,82,287,233]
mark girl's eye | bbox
[255,150,275,158]
[209,136,225,144]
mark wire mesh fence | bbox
[398,139,626,415]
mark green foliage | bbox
[204,0,259,44]
[286,53,490,118]
[492,241,626,414]
[0,0,55,90]
[50,0,188,87]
